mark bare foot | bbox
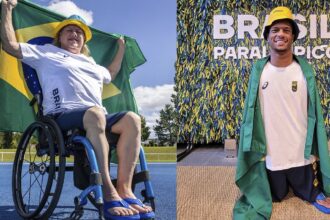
[119,195,153,213]
[128,200,153,213]
[118,189,153,214]
[105,199,139,216]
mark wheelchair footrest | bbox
[70,197,84,220]
[70,209,84,220]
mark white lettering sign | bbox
[213,13,330,60]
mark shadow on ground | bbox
[0,204,101,220]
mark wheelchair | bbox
[11,39,155,220]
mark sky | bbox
[27,0,176,137]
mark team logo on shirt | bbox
[292,81,298,92]
[52,88,61,109]
[262,82,269,89]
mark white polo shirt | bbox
[259,61,314,171]
[19,43,111,115]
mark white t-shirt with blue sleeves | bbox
[19,43,111,115]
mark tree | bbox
[1,132,22,149]
[140,115,151,142]
[3,132,13,149]
[154,100,178,146]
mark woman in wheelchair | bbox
[1,0,155,219]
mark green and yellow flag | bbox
[0,0,146,132]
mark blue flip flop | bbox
[313,193,330,214]
[123,198,155,219]
[104,200,140,220]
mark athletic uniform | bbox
[259,61,320,202]
[19,43,126,131]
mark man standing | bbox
[234,6,330,219]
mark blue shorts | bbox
[48,107,127,132]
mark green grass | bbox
[143,146,176,162]
[143,146,176,153]
[0,149,17,152]
[0,149,17,162]
[0,146,177,163]
[0,150,75,163]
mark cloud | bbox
[47,0,93,25]
[134,84,174,138]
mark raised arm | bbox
[107,37,125,80]
[1,0,22,59]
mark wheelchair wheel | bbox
[12,118,66,219]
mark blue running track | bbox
[0,163,176,220]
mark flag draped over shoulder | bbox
[0,0,146,132]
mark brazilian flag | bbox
[0,0,146,132]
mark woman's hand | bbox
[107,36,126,80]
[2,0,18,8]
[1,0,22,58]
[117,36,125,49]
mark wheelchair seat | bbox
[12,39,155,220]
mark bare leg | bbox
[83,107,137,216]
[111,112,153,213]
